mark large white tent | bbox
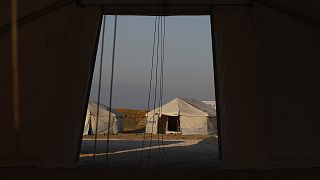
[83,102,124,135]
[145,98,217,135]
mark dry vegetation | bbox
[116,109,147,133]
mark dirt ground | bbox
[83,133,215,140]
[79,135,220,171]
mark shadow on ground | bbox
[78,136,220,171]
[3,137,318,180]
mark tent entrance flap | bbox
[158,115,168,134]
[167,116,180,132]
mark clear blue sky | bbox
[90,15,215,110]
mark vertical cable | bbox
[157,16,163,154]
[105,15,118,164]
[157,16,167,159]
[160,16,167,158]
[92,15,106,171]
[147,15,161,168]
[140,15,168,169]
[139,16,158,164]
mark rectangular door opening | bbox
[167,116,180,133]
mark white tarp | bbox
[145,98,217,135]
[83,102,124,135]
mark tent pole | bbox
[210,8,223,162]
[76,9,104,163]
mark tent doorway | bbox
[157,115,181,134]
[167,116,180,133]
[79,15,219,171]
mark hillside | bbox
[116,109,147,133]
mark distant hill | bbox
[116,109,147,133]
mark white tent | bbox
[83,102,124,135]
[145,98,217,135]
[202,101,216,109]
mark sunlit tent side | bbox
[145,98,217,135]
[83,102,124,135]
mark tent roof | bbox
[147,98,216,117]
[201,101,216,109]
[87,101,123,118]
[78,0,320,27]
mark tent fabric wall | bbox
[84,115,114,135]
[213,5,272,169]
[83,102,124,135]
[180,116,209,135]
[214,3,320,169]
[83,110,91,136]
[0,2,101,167]
[145,115,159,134]
[207,117,217,135]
